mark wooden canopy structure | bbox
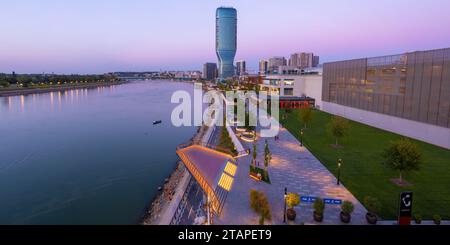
[176,144,237,216]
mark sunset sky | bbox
[1,0,450,74]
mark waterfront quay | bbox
[0,80,127,97]
[142,122,220,225]
[150,87,450,226]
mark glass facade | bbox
[203,63,217,80]
[323,48,450,128]
[216,7,237,80]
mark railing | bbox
[177,152,222,215]
[177,140,237,158]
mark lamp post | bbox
[300,129,304,147]
[337,158,342,185]
[283,187,287,223]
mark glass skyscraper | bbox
[216,7,237,80]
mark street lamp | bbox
[300,129,304,147]
[283,187,287,223]
[337,158,342,185]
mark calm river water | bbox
[0,80,197,224]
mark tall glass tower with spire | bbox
[216,7,237,80]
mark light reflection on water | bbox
[0,81,196,224]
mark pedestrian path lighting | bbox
[337,158,342,186]
[283,187,287,223]
[300,129,304,147]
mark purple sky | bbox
[1,0,450,74]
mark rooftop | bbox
[177,145,235,190]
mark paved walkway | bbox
[216,126,367,225]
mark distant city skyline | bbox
[1,0,450,74]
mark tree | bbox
[0,76,10,88]
[329,115,349,146]
[252,141,257,167]
[245,111,256,131]
[382,138,422,183]
[264,140,271,171]
[299,107,313,129]
[249,189,272,225]
[255,83,260,94]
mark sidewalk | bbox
[216,125,368,225]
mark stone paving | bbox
[216,126,368,225]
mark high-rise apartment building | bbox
[322,48,450,149]
[236,60,246,76]
[299,53,314,69]
[313,56,320,67]
[268,56,287,73]
[289,52,319,69]
[216,7,237,80]
[259,60,268,74]
[203,63,218,80]
[289,53,300,67]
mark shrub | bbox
[413,213,422,224]
[313,198,325,215]
[286,193,300,209]
[0,81,10,88]
[249,189,272,224]
[258,215,265,225]
[433,215,441,225]
[250,190,262,212]
[341,201,355,215]
[219,126,237,155]
[364,196,381,214]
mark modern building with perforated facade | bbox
[322,48,450,149]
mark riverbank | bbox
[140,161,189,225]
[0,80,128,97]
[140,124,211,225]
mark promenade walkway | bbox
[216,125,367,225]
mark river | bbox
[0,80,197,224]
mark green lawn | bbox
[281,109,450,220]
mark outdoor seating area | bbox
[238,130,257,142]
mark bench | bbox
[249,172,262,181]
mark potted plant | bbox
[340,201,354,223]
[313,198,325,222]
[413,213,422,224]
[285,193,300,221]
[364,196,380,225]
[433,215,441,225]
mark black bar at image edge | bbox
[0,226,449,243]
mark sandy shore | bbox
[0,81,128,97]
